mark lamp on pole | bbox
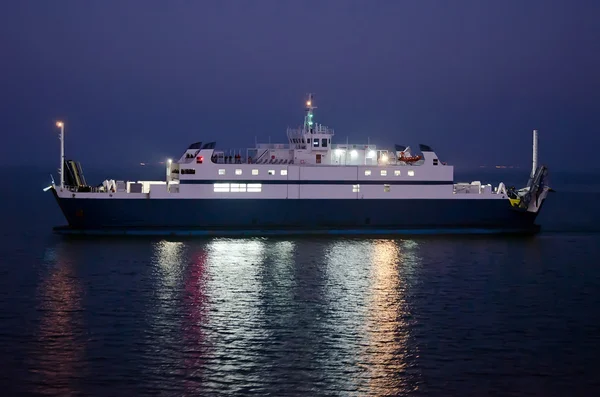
[56,121,64,189]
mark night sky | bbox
[2,0,599,171]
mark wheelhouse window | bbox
[313,140,319,147]
[321,138,327,147]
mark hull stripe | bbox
[53,227,540,236]
[179,180,454,185]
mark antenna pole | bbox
[56,121,65,188]
[304,93,316,133]
[531,129,538,178]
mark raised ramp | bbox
[64,160,87,187]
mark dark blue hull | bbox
[52,191,541,235]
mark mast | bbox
[531,129,538,178]
[56,121,64,188]
[304,93,316,133]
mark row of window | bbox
[218,169,288,176]
[213,183,396,193]
[213,183,263,193]
[353,184,391,192]
[364,170,415,176]
[290,138,331,147]
[215,169,415,177]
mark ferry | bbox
[47,94,551,236]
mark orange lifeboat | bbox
[399,152,422,163]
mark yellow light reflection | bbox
[363,238,421,395]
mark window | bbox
[313,140,319,147]
[394,170,401,176]
[213,183,262,193]
[252,169,259,175]
[321,138,327,147]
[308,138,311,144]
[408,170,415,176]
[235,169,242,175]
[380,170,387,176]
[281,170,288,176]
[214,183,229,192]
[230,183,246,192]
[433,159,439,166]
[268,170,275,175]
[218,169,225,175]
[247,183,262,192]
[352,184,360,192]
[365,170,371,176]
[384,184,391,192]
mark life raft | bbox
[399,152,422,163]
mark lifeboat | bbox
[399,152,422,163]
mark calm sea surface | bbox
[1,167,599,396]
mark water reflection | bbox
[363,239,422,395]
[34,243,84,396]
[154,241,186,286]
[257,240,297,318]
[182,248,209,394]
[150,240,187,323]
[323,239,374,392]
[145,240,189,390]
[202,238,267,392]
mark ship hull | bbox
[52,191,541,235]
